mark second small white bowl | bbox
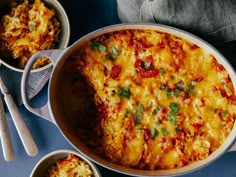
[30,149,102,177]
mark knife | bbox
[0,77,38,156]
[0,92,14,161]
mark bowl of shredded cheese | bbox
[30,149,101,177]
[0,0,70,72]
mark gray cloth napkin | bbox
[0,64,52,105]
[117,0,236,45]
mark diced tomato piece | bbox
[110,65,122,79]
[143,128,151,142]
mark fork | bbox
[0,90,14,161]
[0,77,38,157]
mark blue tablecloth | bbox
[1,0,236,177]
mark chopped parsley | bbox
[102,46,121,62]
[117,86,131,99]
[161,127,169,137]
[90,41,106,53]
[29,21,36,31]
[144,61,151,70]
[139,104,145,114]
[135,115,142,125]
[152,109,157,115]
[166,89,179,97]
[174,81,197,96]
[222,110,228,118]
[188,81,197,90]
[110,46,121,56]
[167,103,180,125]
[124,109,129,118]
[151,128,159,140]
[175,127,182,132]
[160,68,166,75]
[106,53,117,61]
[131,109,137,115]
[169,102,179,116]
[157,104,163,111]
[155,120,161,125]
[148,101,153,108]
[211,107,216,113]
[175,83,187,92]
[167,115,180,125]
[160,84,167,90]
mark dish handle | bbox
[228,141,236,152]
[21,49,66,122]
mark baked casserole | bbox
[64,29,236,170]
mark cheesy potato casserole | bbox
[46,154,93,177]
[0,0,61,69]
[65,29,236,170]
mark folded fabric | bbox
[0,64,52,106]
[117,0,236,45]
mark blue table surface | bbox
[1,1,236,177]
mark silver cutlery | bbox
[0,77,38,157]
[0,91,14,161]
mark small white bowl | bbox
[30,149,102,177]
[0,0,70,73]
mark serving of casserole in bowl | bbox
[0,0,70,72]
[30,149,101,177]
[21,24,236,176]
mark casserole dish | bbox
[21,24,236,176]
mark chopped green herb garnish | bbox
[211,107,216,113]
[155,120,161,125]
[29,21,36,31]
[175,83,187,92]
[160,84,167,90]
[187,90,195,96]
[152,109,157,115]
[161,127,169,137]
[131,109,137,115]
[90,41,106,53]
[160,68,166,75]
[149,101,153,108]
[107,53,117,61]
[175,127,182,132]
[117,87,131,99]
[166,90,179,97]
[169,102,179,116]
[133,71,138,76]
[220,123,225,128]
[135,115,142,125]
[167,115,180,125]
[223,83,228,89]
[188,81,197,90]
[124,109,129,118]
[151,128,159,140]
[110,46,121,56]
[157,104,163,111]
[222,110,228,118]
[144,61,151,69]
[137,127,144,131]
[139,104,145,114]
[102,58,108,63]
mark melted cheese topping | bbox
[0,0,60,69]
[66,29,236,170]
[46,154,93,177]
